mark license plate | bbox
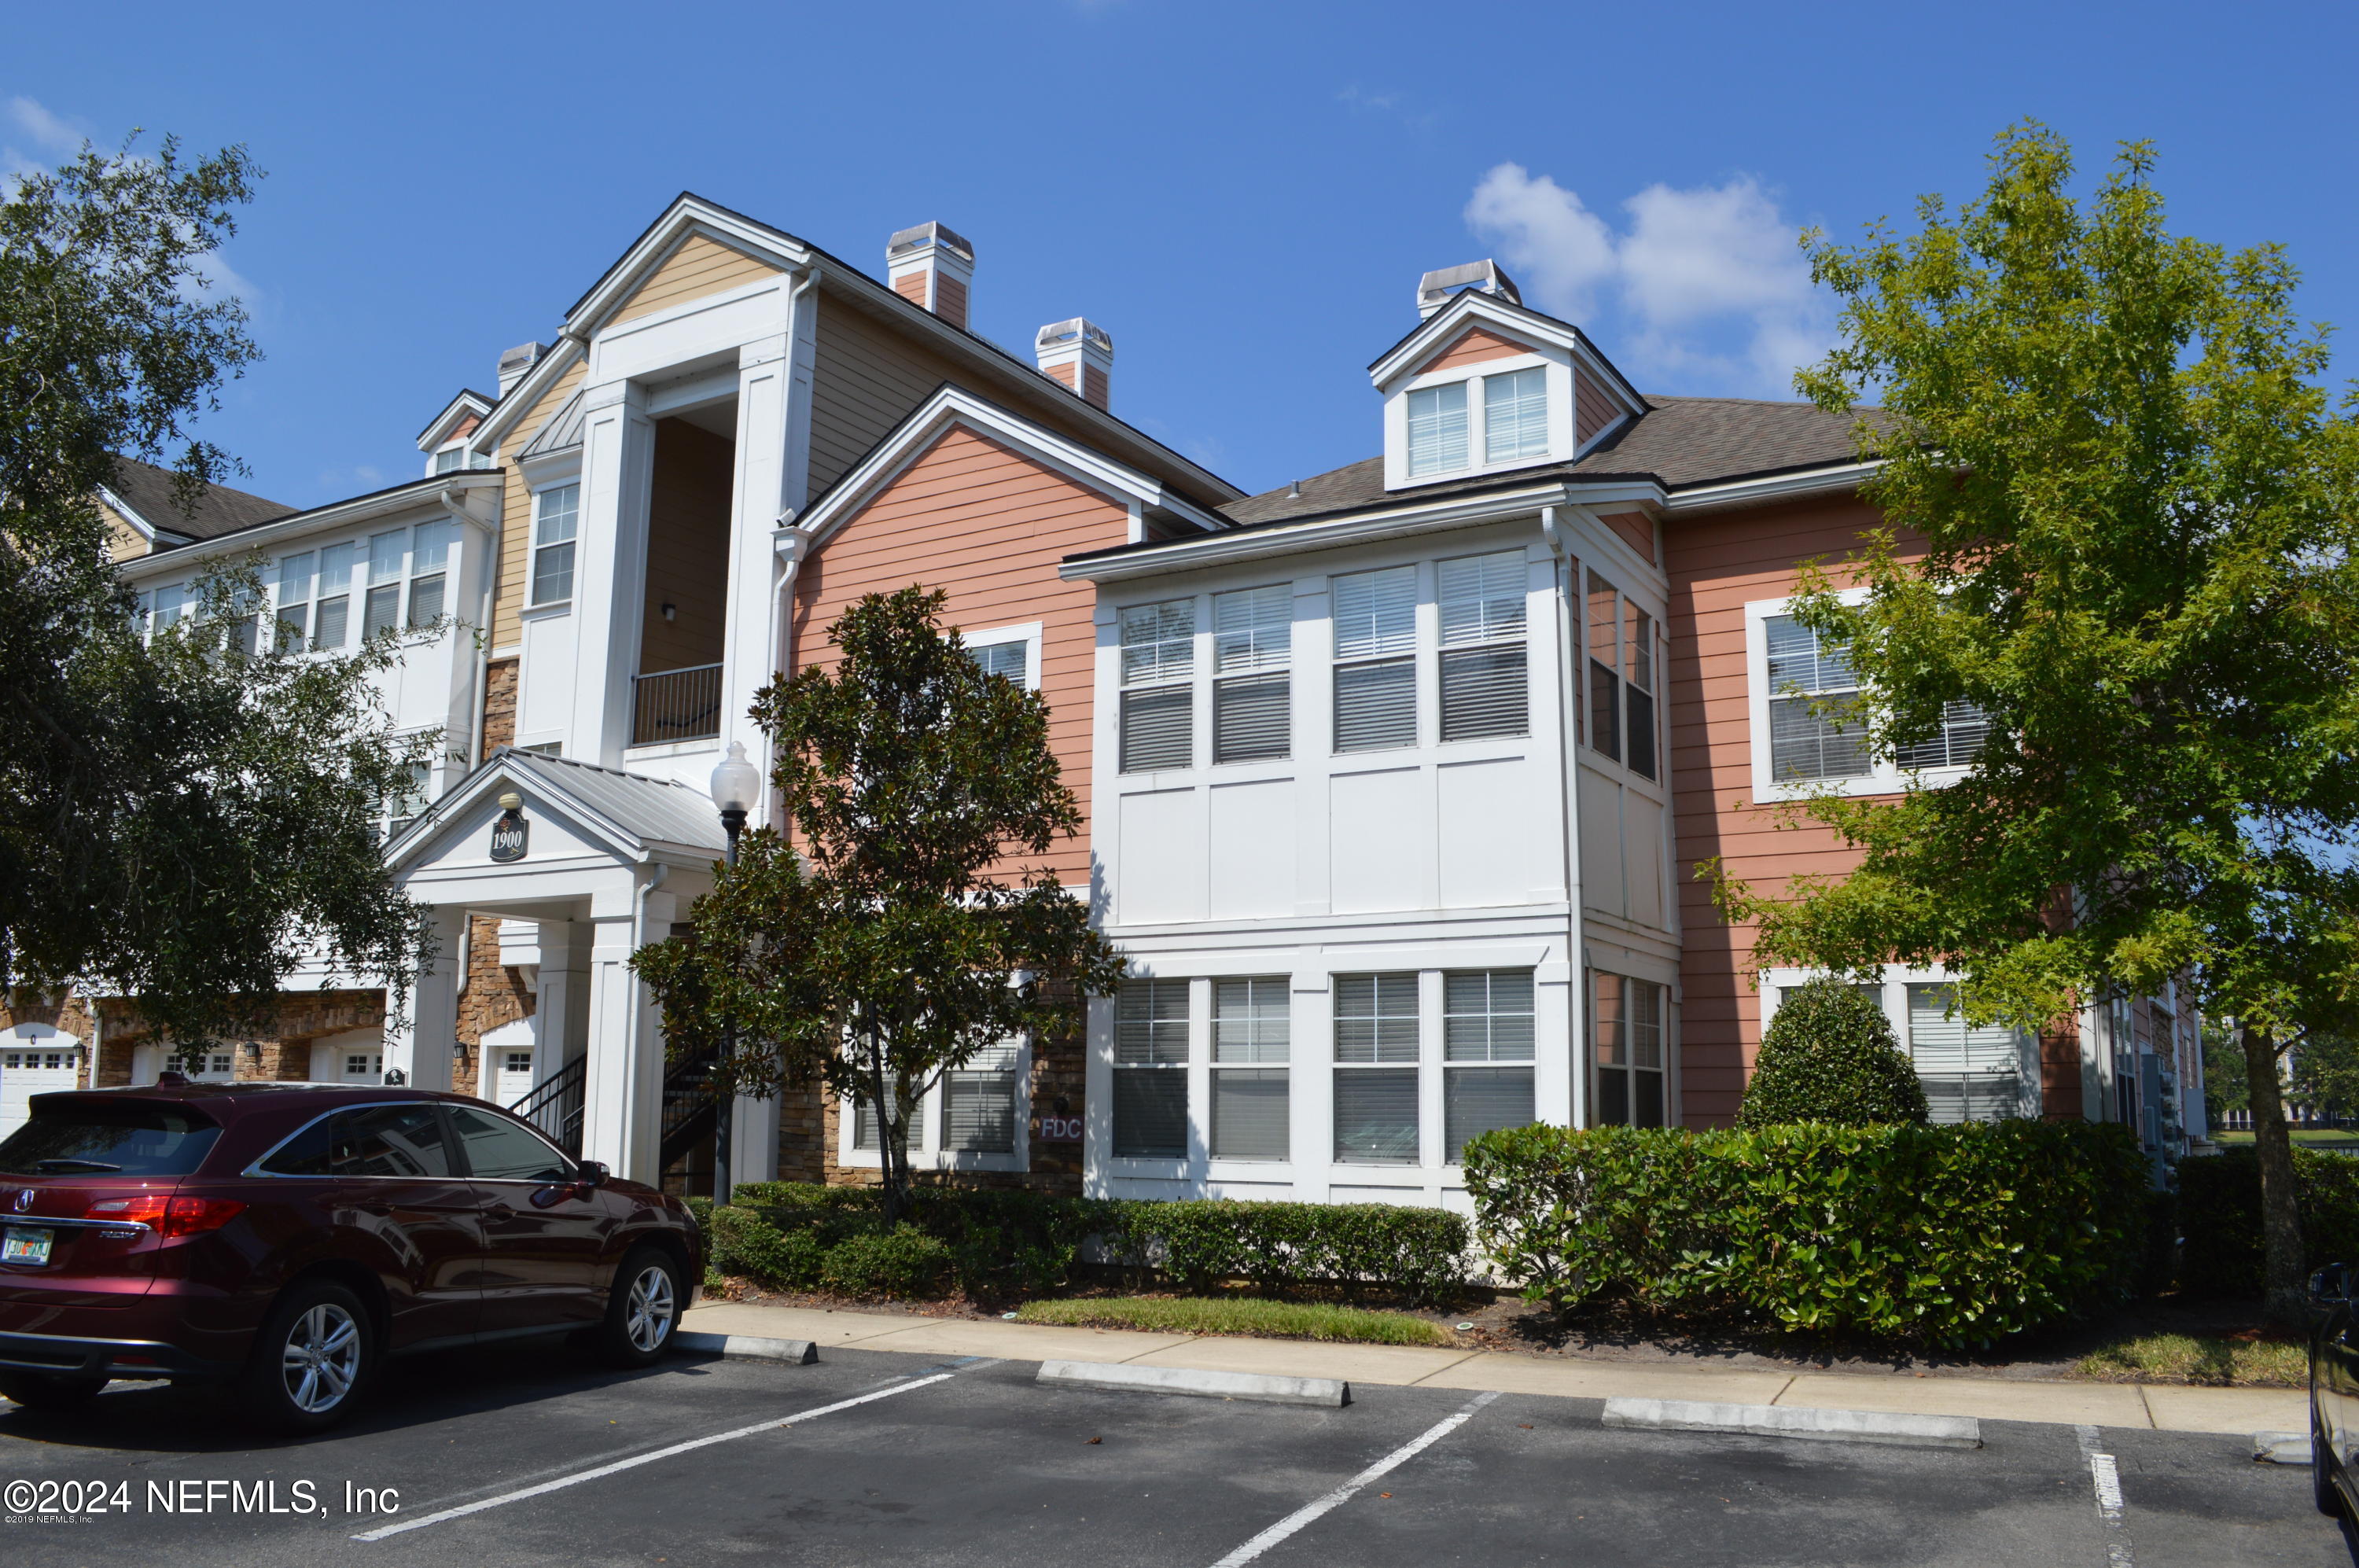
[2,1227,53,1266]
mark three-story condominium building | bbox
[12,193,2204,1199]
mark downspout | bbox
[443,484,499,770]
[759,266,825,830]
[1540,503,1588,1130]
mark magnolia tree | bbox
[635,587,1127,1220]
[1707,123,2359,1325]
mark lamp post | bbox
[707,741,760,1209]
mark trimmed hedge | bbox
[709,1184,1472,1305]
[1461,1120,2150,1347]
[1739,977,1929,1128]
[2179,1147,2359,1297]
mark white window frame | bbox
[1759,965,2041,1124]
[834,1040,1032,1175]
[1744,590,1978,801]
[527,480,582,613]
[1382,352,1577,491]
[962,620,1042,690]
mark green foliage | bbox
[706,1203,825,1289]
[2178,1147,2359,1297]
[0,137,431,1040]
[2201,1026,2252,1124]
[1737,978,1930,1128]
[1015,1296,1457,1346]
[817,1225,951,1299]
[1100,1198,1470,1306]
[2291,1034,2359,1121]
[1461,1120,2150,1347]
[635,587,1127,1219]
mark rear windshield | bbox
[0,1102,223,1176]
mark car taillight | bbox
[86,1195,246,1237]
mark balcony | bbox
[632,662,723,746]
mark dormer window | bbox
[1484,369,1549,462]
[1407,383,1470,477]
[1401,367,1553,480]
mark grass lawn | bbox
[2077,1331,2306,1387]
[1015,1295,1458,1346]
[2213,1130,2359,1147]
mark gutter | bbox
[442,486,500,771]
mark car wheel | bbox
[241,1279,372,1434]
[595,1246,683,1367]
[2319,1404,2343,1518]
[0,1371,107,1412]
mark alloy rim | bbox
[281,1303,361,1414]
[625,1264,675,1353]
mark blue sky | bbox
[11,1,2355,508]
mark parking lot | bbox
[0,1339,2346,1567]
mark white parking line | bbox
[1207,1391,1500,1568]
[2074,1424,2134,1568]
[351,1372,959,1542]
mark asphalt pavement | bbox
[0,1338,2346,1567]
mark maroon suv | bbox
[0,1083,701,1431]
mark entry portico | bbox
[385,747,753,1187]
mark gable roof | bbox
[1367,287,1647,414]
[385,745,728,870]
[102,456,296,547]
[416,389,496,451]
[1223,395,1885,527]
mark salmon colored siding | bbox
[790,425,1131,884]
[612,234,778,325]
[1666,493,1893,1125]
[490,357,588,650]
[1576,374,1621,444]
[1424,326,1535,372]
[1599,510,1656,565]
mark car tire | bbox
[2319,1406,2343,1518]
[239,1279,373,1434]
[594,1246,683,1367]
[0,1371,107,1412]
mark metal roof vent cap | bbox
[1416,259,1521,320]
[1034,318,1114,410]
[886,222,976,329]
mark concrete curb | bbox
[674,1331,819,1365]
[2254,1430,2313,1465]
[1603,1396,1982,1450]
[1037,1359,1349,1408]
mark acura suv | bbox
[0,1082,701,1431]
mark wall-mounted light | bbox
[661,602,678,622]
[241,1040,262,1062]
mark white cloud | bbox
[1465,162,1831,398]
[3,94,87,184]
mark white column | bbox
[727,1093,778,1192]
[570,379,655,766]
[1291,970,1333,1202]
[386,906,467,1092]
[723,330,792,819]
[533,919,585,1067]
[580,870,676,1185]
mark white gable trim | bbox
[385,753,721,872]
[417,391,495,454]
[795,385,1228,549]
[1370,292,1645,418]
[565,199,809,344]
[471,337,587,453]
[98,486,158,545]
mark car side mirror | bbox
[576,1160,610,1191]
[2311,1263,2350,1308]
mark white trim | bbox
[565,210,811,342]
[962,620,1043,690]
[1743,590,1974,802]
[1368,292,1643,416]
[116,474,500,582]
[471,337,589,452]
[1665,462,1880,513]
[96,486,157,545]
[416,391,495,455]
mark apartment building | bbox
[6,194,2203,1196]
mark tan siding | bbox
[611,233,779,326]
[808,296,975,500]
[791,425,1131,884]
[97,498,151,562]
[1576,374,1621,443]
[1665,493,1899,1125]
[490,357,588,649]
[1423,326,1536,372]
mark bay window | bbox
[1334,973,1419,1163]
[1593,972,1666,1127]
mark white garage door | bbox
[1,1042,83,1137]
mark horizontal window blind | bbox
[1483,368,1549,462]
[407,572,445,629]
[1445,1067,1535,1161]
[1769,694,1870,780]
[1116,979,1190,1064]
[312,595,350,650]
[1333,567,1417,660]
[1213,584,1291,672]
[1897,701,1991,771]
[363,584,402,640]
[1212,1069,1289,1161]
[1334,658,1415,752]
[1906,984,2026,1124]
[1214,672,1290,763]
[1112,1069,1187,1158]
[1334,1068,1419,1164]
[1440,646,1527,742]
[945,1070,1017,1153]
[368,529,407,586]
[1121,686,1193,772]
[969,639,1028,683]
[1438,551,1526,646]
[1335,974,1419,1063]
[1444,970,1536,1062]
[1214,977,1290,1063]
[1121,599,1195,686]
[1407,381,1469,476]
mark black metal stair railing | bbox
[507,1052,587,1157]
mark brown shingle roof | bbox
[105,455,296,544]
[1224,395,1886,527]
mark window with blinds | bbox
[1444,970,1536,1160]
[1592,972,1666,1127]
[1213,584,1290,763]
[1586,571,1621,761]
[1114,979,1189,1158]
[275,551,313,650]
[407,521,455,629]
[945,1036,1021,1153]
[1437,551,1528,742]
[1765,614,1870,781]
[313,541,354,650]
[1334,973,1420,1163]
[363,529,407,640]
[1905,984,2030,1123]
[968,639,1029,685]
[1212,977,1289,1161]
[1483,368,1549,462]
[1407,381,1470,476]
[1121,599,1195,772]
[1897,701,1991,771]
[1333,565,1418,753]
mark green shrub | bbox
[707,1205,825,1289]
[1102,1199,1470,1306]
[2178,1146,2359,1297]
[1461,1119,2149,1347]
[1739,977,1929,1128]
[821,1224,952,1298]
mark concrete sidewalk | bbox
[679,1299,2303,1437]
